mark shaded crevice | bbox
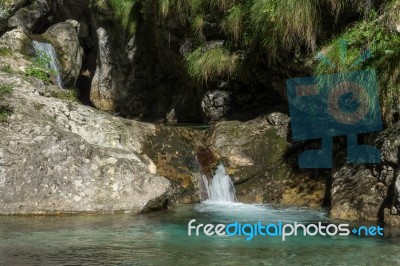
[73,4,98,106]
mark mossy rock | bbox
[209,117,293,202]
[142,125,205,203]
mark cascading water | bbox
[32,41,64,89]
[203,164,237,203]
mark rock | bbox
[41,21,83,86]
[0,28,32,53]
[0,0,28,33]
[327,122,400,224]
[0,57,172,214]
[330,165,387,221]
[179,39,193,56]
[385,1,400,33]
[142,126,204,203]
[201,90,233,122]
[392,169,400,214]
[7,0,50,33]
[165,108,177,124]
[266,112,290,126]
[90,27,116,111]
[209,117,324,205]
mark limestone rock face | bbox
[0,60,171,214]
[0,0,29,33]
[330,166,387,221]
[90,27,116,111]
[329,125,400,225]
[42,21,83,86]
[7,0,50,33]
[0,28,32,53]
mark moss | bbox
[0,64,14,74]
[0,84,13,122]
[49,88,80,102]
[0,48,12,57]
[142,126,203,202]
[0,84,12,100]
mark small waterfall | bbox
[203,164,237,203]
[32,41,64,89]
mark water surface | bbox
[0,203,399,265]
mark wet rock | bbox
[142,126,204,203]
[41,21,83,86]
[209,117,324,205]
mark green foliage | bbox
[0,7,10,19]
[25,66,51,83]
[186,46,238,83]
[0,84,12,100]
[327,0,372,16]
[222,5,244,43]
[0,105,12,122]
[0,64,13,74]
[108,0,138,36]
[24,50,55,84]
[49,87,80,102]
[32,51,52,69]
[0,48,12,57]
[192,15,206,41]
[314,9,400,123]
[0,84,13,122]
[159,0,328,80]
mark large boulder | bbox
[0,0,29,33]
[41,21,83,86]
[142,126,206,203]
[0,28,32,53]
[0,57,171,214]
[209,113,326,206]
[330,165,387,221]
[7,0,50,33]
[201,90,233,122]
[329,124,400,225]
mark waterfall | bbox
[203,164,237,203]
[32,41,64,89]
